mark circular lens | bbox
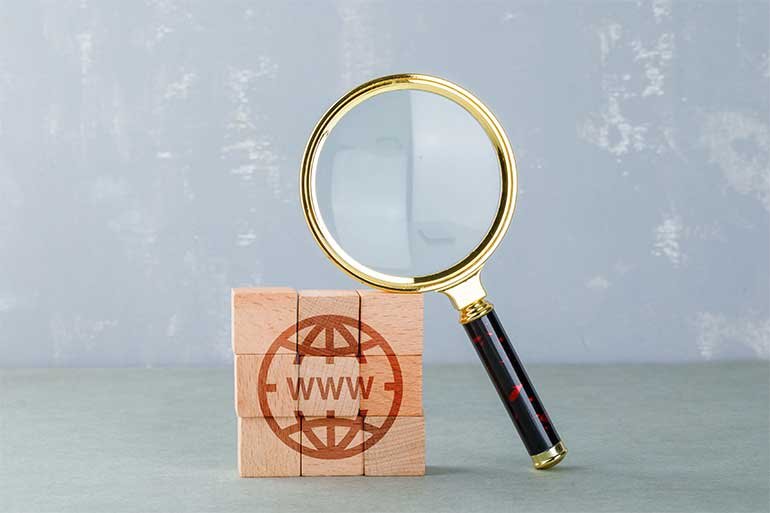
[313,89,502,278]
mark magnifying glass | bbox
[300,74,567,470]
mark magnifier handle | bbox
[463,307,567,469]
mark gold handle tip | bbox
[531,441,568,470]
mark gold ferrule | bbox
[459,297,494,324]
[531,441,568,470]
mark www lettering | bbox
[286,376,375,401]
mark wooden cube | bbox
[233,287,426,478]
[359,355,422,417]
[298,356,359,417]
[301,416,364,476]
[235,354,299,418]
[238,417,301,477]
[358,290,422,355]
[298,290,359,356]
[363,416,425,476]
[232,288,297,354]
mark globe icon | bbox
[259,314,403,459]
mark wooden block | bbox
[235,354,299,418]
[238,417,300,477]
[232,287,297,354]
[301,416,364,476]
[297,356,360,417]
[363,416,425,476]
[359,355,422,417]
[358,290,422,355]
[298,290,359,356]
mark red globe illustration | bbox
[258,314,403,459]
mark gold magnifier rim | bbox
[300,73,517,294]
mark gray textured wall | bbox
[0,0,768,367]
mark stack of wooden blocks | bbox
[232,288,424,477]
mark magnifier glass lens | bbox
[315,90,501,277]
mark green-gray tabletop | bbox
[1,363,768,513]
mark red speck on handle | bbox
[508,384,523,401]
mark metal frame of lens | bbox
[300,73,517,314]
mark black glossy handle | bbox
[464,308,562,457]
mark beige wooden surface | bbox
[360,355,423,417]
[363,416,426,476]
[238,417,300,477]
[298,290,360,355]
[359,290,423,356]
[298,355,360,417]
[301,416,364,476]
[235,354,298,418]
[232,288,297,354]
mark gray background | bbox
[0,0,768,367]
